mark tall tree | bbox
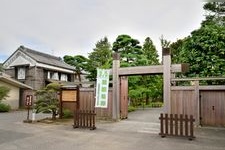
[142,37,160,65]
[170,2,225,84]
[141,37,162,104]
[112,34,142,67]
[181,23,225,78]
[63,55,88,82]
[86,37,112,81]
[170,39,186,64]
[203,2,225,26]
[113,35,163,105]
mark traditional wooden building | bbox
[3,46,76,107]
[0,72,32,109]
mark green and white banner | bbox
[95,68,110,108]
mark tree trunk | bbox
[52,111,57,120]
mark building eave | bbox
[0,72,33,89]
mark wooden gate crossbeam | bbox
[109,64,188,76]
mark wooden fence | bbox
[73,110,96,130]
[159,113,195,140]
[171,80,225,127]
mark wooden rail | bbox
[159,113,195,140]
[73,110,96,130]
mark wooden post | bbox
[76,86,80,110]
[112,53,120,121]
[163,48,171,114]
[194,80,200,126]
[59,89,63,119]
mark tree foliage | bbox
[142,37,160,65]
[112,34,143,67]
[137,37,162,104]
[203,2,225,26]
[170,2,225,84]
[170,39,185,64]
[0,64,3,72]
[35,83,61,120]
[63,55,88,82]
[0,86,10,102]
[113,35,162,105]
[86,37,112,81]
[160,35,171,49]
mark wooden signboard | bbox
[61,90,77,102]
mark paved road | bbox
[1,108,225,150]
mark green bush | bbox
[148,102,163,108]
[0,103,11,112]
[0,86,10,101]
[63,109,73,118]
[128,106,136,112]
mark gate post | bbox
[112,52,120,121]
[163,48,171,114]
[194,80,200,126]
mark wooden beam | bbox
[109,63,188,76]
[172,77,225,81]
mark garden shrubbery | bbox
[0,103,11,112]
[0,86,11,112]
[128,106,136,112]
[62,109,73,118]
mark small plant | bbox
[63,109,73,118]
[0,103,11,112]
[0,86,10,102]
[148,102,163,108]
[128,106,136,112]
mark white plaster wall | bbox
[0,81,20,109]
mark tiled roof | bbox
[0,72,33,89]
[18,46,75,70]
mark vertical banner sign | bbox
[95,68,110,108]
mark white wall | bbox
[0,81,20,109]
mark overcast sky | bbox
[0,0,205,63]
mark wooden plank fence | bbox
[73,110,96,130]
[159,113,195,140]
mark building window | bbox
[17,67,26,80]
[60,73,68,81]
[47,71,59,80]
[52,72,59,80]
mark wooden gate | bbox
[171,78,225,127]
[120,76,128,119]
[171,86,196,117]
[159,113,195,140]
[200,90,225,127]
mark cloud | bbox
[0,0,204,62]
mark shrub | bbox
[35,83,61,120]
[0,86,10,102]
[0,103,11,112]
[128,106,136,112]
[148,102,163,108]
[63,109,73,118]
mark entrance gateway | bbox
[110,48,188,121]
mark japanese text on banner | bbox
[95,68,110,108]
